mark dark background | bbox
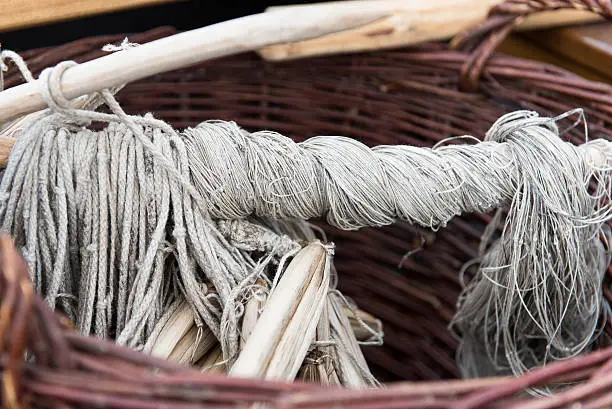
[2,0,316,51]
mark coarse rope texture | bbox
[0,0,611,393]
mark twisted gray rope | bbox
[184,122,517,230]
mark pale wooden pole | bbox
[0,6,389,123]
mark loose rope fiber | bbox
[1,55,611,382]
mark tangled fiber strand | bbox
[0,54,610,378]
[452,112,612,380]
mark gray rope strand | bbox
[183,119,609,230]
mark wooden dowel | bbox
[0,6,388,123]
[0,126,610,171]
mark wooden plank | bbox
[499,34,611,84]
[257,0,601,61]
[522,22,612,82]
[0,0,179,32]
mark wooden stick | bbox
[240,279,267,349]
[258,0,600,61]
[0,124,610,171]
[230,242,330,381]
[0,6,388,123]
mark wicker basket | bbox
[1,0,612,407]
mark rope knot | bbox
[39,61,78,113]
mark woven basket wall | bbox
[3,0,612,385]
